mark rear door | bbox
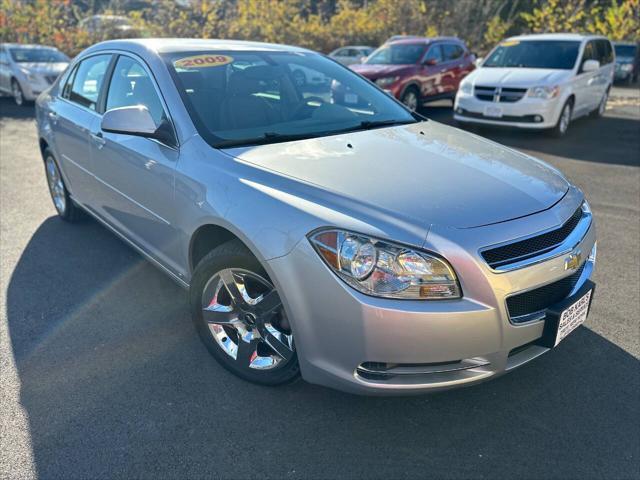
[0,47,11,93]
[418,44,446,98]
[89,53,182,273]
[48,53,113,205]
[573,40,599,115]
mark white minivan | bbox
[454,34,614,137]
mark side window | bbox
[61,65,78,99]
[597,40,613,64]
[424,45,443,64]
[106,56,166,126]
[442,44,463,61]
[69,54,111,110]
[581,41,597,69]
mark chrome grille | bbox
[482,207,583,269]
[474,85,527,103]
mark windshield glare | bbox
[163,51,417,147]
[483,40,580,70]
[365,44,426,65]
[9,47,69,63]
[614,45,637,58]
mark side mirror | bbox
[582,59,600,72]
[101,105,175,147]
[423,58,438,66]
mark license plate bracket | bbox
[538,280,596,349]
[484,105,503,118]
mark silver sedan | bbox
[35,39,596,395]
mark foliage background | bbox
[1,0,639,57]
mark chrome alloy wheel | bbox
[45,156,67,214]
[598,91,608,116]
[402,90,418,111]
[559,103,571,134]
[201,268,294,370]
[12,80,23,106]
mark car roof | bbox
[2,43,60,49]
[507,33,608,42]
[86,38,313,55]
[387,36,464,45]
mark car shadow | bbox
[6,217,640,478]
[421,104,640,167]
[0,97,36,120]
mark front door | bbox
[89,54,182,274]
[50,54,113,205]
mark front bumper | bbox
[454,91,564,129]
[267,189,596,395]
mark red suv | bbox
[350,37,475,110]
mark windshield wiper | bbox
[216,131,323,148]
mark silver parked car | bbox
[329,45,374,66]
[36,39,597,395]
[0,43,69,106]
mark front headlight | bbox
[375,76,399,87]
[460,80,473,95]
[527,85,559,99]
[621,63,633,72]
[309,229,461,300]
[19,68,38,83]
[581,199,591,215]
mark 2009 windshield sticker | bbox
[173,54,234,69]
[500,40,520,47]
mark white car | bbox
[454,34,614,137]
[0,43,70,106]
[329,45,374,66]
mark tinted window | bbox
[423,45,443,64]
[68,54,111,110]
[582,41,597,63]
[596,40,613,64]
[484,40,580,70]
[61,65,78,99]
[163,50,416,148]
[614,44,637,57]
[366,44,426,65]
[9,47,69,63]
[443,44,464,61]
[106,56,166,126]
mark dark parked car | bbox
[349,37,475,110]
[613,41,639,84]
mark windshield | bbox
[9,47,69,63]
[365,44,426,65]
[614,45,637,58]
[163,50,417,148]
[483,40,580,70]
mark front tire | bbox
[11,79,25,106]
[401,86,419,111]
[43,149,84,222]
[190,240,300,386]
[550,99,572,138]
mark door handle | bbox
[90,131,106,149]
[48,111,58,124]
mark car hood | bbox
[468,67,572,87]
[225,122,569,229]
[17,62,68,75]
[350,63,410,79]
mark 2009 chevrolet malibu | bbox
[36,39,596,395]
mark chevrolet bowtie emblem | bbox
[565,249,582,271]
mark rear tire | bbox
[43,148,84,222]
[190,239,300,386]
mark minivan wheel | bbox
[190,240,299,385]
[550,100,572,137]
[11,79,25,106]
[401,87,419,111]
[43,149,84,222]
[592,90,608,117]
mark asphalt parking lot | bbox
[1,86,639,479]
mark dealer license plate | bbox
[484,105,503,118]
[554,289,592,346]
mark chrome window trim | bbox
[56,49,180,150]
[479,210,592,273]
